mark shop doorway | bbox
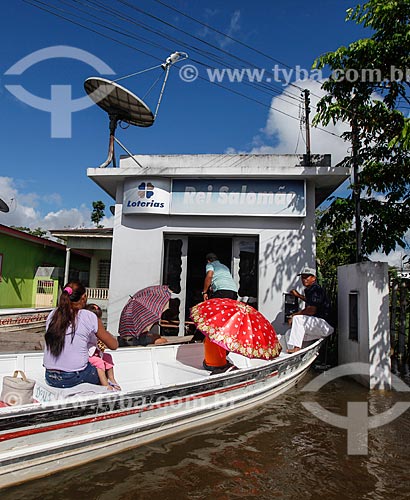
[162,234,258,336]
[185,236,233,316]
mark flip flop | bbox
[108,380,121,390]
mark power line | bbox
[29,0,303,111]
[151,0,324,98]
[152,0,292,68]
[152,0,410,115]
[114,0,304,103]
[22,0,342,140]
[23,0,163,59]
[65,0,304,108]
[27,0,304,111]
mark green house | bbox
[0,225,91,309]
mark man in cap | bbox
[202,253,238,301]
[286,266,334,353]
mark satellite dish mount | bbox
[84,52,188,168]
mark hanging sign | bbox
[170,179,305,216]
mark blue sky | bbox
[1,2,375,238]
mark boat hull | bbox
[0,309,51,352]
[0,341,321,487]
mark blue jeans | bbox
[211,290,238,300]
[45,362,100,388]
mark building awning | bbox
[87,154,350,208]
[49,228,113,251]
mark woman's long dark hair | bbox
[45,281,86,357]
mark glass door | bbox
[232,237,259,309]
[162,235,188,336]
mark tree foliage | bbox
[313,0,410,256]
[11,226,48,238]
[316,208,355,303]
[91,201,105,228]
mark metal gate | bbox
[390,273,410,374]
[35,279,55,307]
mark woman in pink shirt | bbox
[43,281,118,389]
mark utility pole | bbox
[303,89,311,166]
[352,118,362,262]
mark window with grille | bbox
[97,260,111,288]
[36,280,54,294]
[349,291,359,341]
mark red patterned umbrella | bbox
[190,298,281,360]
[119,285,171,338]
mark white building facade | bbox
[88,154,349,337]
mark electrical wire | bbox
[23,0,164,59]
[151,0,325,99]
[111,0,377,129]
[151,0,410,115]
[22,0,343,140]
[59,0,305,109]
[84,0,305,109]
[113,0,304,103]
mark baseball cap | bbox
[297,267,317,277]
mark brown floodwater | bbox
[2,370,410,500]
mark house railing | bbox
[86,288,109,300]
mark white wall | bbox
[338,261,391,389]
[107,180,317,335]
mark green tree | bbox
[91,201,105,228]
[11,226,48,238]
[313,0,410,257]
[316,208,354,309]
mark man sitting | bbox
[286,267,334,353]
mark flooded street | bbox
[3,370,410,500]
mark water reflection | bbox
[3,371,410,500]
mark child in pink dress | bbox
[86,304,121,390]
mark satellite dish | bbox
[0,198,10,213]
[84,52,188,168]
[109,205,115,215]
[84,78,154,128]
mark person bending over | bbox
[202,253,238,301]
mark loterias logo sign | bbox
[123,179,171,214]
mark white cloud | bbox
[250,79,350,164]
[199,8,241,48]
[43,206,90,229]
[370,249,409,268]
[197,8,219,38]
[0,177,113,232]
[100,214,114,228]
[226,79,352,199]
[225,79,410,266]
[220,10,241,48]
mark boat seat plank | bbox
[34,380,110,403]
[156,361,209,385]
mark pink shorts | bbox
[89,352,114,371]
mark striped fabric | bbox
[118,285,171,338]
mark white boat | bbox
[0,340,322,488]
[0,308,52,334]
[0,308,52,353]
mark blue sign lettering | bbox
[171,179,305,216]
